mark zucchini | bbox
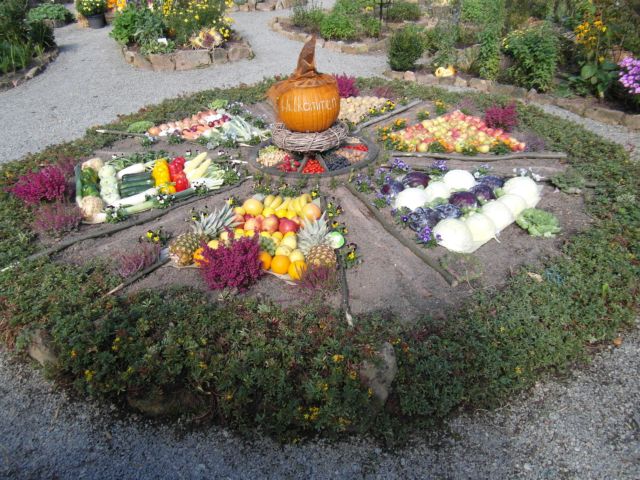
[116,163,146,180]
[119,183,154,197]
[121,172,153,183]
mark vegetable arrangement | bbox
[75,152,236,224]
[170,193,352,285]
[380,110,527,154]
[338,96,395,124]
[371,158,555,254]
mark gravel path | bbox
[0,2,385,164]
[2,6,640,480]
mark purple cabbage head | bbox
[435,203,462,219]
[470,183,496,203]
[402,171,430,188]
[448,191,478,209]
[380,180,405,197]
[478,175,505,189]
[407,207,441,231]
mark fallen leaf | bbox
[527,272,543,283]
[613,337,623,347]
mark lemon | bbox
[281,235,297,250]
[275,245,292,256]
[289,249,305,263]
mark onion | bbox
[424,181,451,202]
[443,169,476,191]
[502,176,541,208]
[481,200,515,231]
[394,187,430,211]
[434,218,475,253]
[497,194,527,217]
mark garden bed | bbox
[0,48,58,92]
[1,79,638,443]
[121,38,253,71]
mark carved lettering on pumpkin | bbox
[279,96,337,114]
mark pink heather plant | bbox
[116,243,161,278]
[618,56,640,95]
[200,234,262,292]
[333,74,360,98]
[484,103,519,131]
[8,165,68,205]
[31,201,83,237]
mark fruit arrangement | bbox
[383,110,526,154]
[257,145,289,167]
[174,193,346,282]
[338,96,393,124]
[301,159,325,174]
[75,152,233,224]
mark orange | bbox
[270,255,290,275]
[288,260,307,280]
[258,251,272,270]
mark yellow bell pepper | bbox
[151,159,176,194]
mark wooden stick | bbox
[343,183,458,287]
[95,129,149,138]
[13,179,248,266]
[390,151,568,162]
[353,100,424,133]
[105,257,170,296]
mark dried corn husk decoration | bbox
[267,36,340,133]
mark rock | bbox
[174,50,211,71]
[130,51,152,70]
[227,43,253,62]
[238,3,250,11]
[256,0,275,11]
[438,76,456,86]
[24,66,40,80]
[554,97,587,116]
[490,83,519,97]
[276,0,296,7]
[623,114,640,131]
[147,53,176,72]
[359,342,397,405]
[122,48,136,65]
[417,73,438,85]
[28,330,58,367]
[468,77,490,92]
[342,43,369,55]
[583,106,625,125]
[455,44,480,72]
[453,77,468,88]
[403,71,416,82]
[211,48,229,64]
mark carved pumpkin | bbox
[268,36,340,133]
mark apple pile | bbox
[389,110,526,154]
[146,109,231,141]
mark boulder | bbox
[227,43,253,62]
[28,330,58,367]
[359,342,397,405]
[147,53,176,71]
[211,48,229,64]
[417,73,438,85]
[623,114,640,131]
[468,77,490,92]
[174,50,211,71]
[403,71,417,82]
[583,106,625,125]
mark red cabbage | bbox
[402,171,431,188]
[470,184,496,202]
[448,191,478,209]
[381,180,405,196]
[435,203,462,219]
[478,175,505,189]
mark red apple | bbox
[261,214,279,233]
[244,214,254,222]
[233,213,245,224]
[244,217,261,232]
[279,218,299,234]
[291,216,302,226]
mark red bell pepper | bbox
[173,172,190,192]
[168,157,186,181]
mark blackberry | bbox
[324,153,350,171]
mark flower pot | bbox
[86,13,105,29]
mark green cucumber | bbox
[121,172,153,183]
[119,183,154,197]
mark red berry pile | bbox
[302,159,325,174]
[277,155,301,172]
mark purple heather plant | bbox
[618,56,640,95]
[9,165,68,205]
[333,74,360,98]
[116,243,161,278]
[200,234,262,292]
[484,103,519,132]
[522,132,546,152]
[31,201,83,237]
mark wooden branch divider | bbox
[104,257,171,297]
[344,183,458,288]
[320,195,354,327]
[353,100,424,134]
[7,179,249,268]
[390,151,568,162]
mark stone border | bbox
[229,0,300,12]
[269,17,387,55]
[384,70,640,132]
[121,39,254,71]
[0,48,59,93]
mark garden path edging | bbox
[0,48,59,93]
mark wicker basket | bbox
[271,122,349,153]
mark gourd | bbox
[268,36,340,133]
[481,200,515,232]
[464,213,497,243]
[497,194,527,217]
[394,187,430,211]
[424,181,451,203]
[502,176,541,208]
[433,218,474,253]
[443,169,476,191]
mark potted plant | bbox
[76,0,107,29]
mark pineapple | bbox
[298,214,337,268]
[169,204,237,266]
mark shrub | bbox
[31,201,83,238]
[386,1,421,22]
[116,242,161,278]
[200,235,263,292]
[110,4,166,47]
[388,25,425,71]
[476,0,505,80]
[8,165,68,205]
[484,103,519,131]
[75,0,106,17]
[163,0,229,46]
[503,23,559,92]
[357,15,381,38]
[333,74,360,98]
[320,11,357,41]
[27,4,73,23]
[461,0,487,23]
[291,1,325,32]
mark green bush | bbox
[0,41,34,74]
[110,4,166,47]
[503,23,559,92]
[358,15,381,38]
[75,0,106,17]
[477,0,505,80]
[388,25,425,71]
[386,1,421,22]
[320,11,357,41]
[27,4,73,23]
[291,1,326,32]
[461,0,487,23]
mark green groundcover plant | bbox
[0,79,638,444]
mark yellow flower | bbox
[515,366,523,375]
[84,370,95,382]
[70,350,77,358]
[332,354,344,363]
